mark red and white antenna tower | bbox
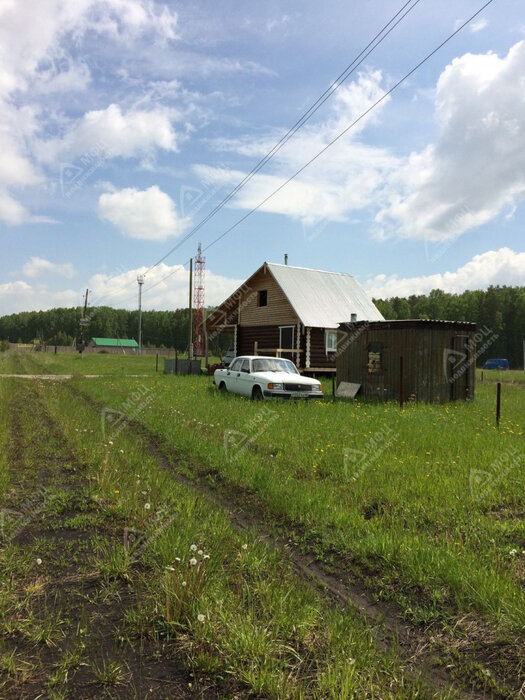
[193,242,205,356]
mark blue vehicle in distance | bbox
[483,358,509,370]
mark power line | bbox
[144,0,423,274]
[87,0,422,310]
[140,0,495,297]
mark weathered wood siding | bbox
[237,325,280,356]
[337,323,476,402]
[239,268,298,327]
[308,327,337,369]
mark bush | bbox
[0,340,10,352]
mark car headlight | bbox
[267,382,283,390]
[313,384,322,391]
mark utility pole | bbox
[188,258,193,360]
[137,275,145,355]
[78,288,89,357]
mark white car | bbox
[214,355,323,400]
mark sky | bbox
[0,0,524,316]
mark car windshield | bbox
[252,358,299,374]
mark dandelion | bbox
[197,614,205,622]
[190,544,197,552]
[119,449,124,454]
[36,558,42,565]
[108,440,113,445]
[197,549,203,556]
[165,565,175,571]
[241,543,248,550]
[203,554,210,560]
[189,558,197,566]
[175,557,181,562]
[182,581,187,587]
[144,503,151,510]
[509,549,517,556]
[114,489,119,494]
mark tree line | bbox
[373,286,524,368]
[0,285,523,366]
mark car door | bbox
[225,358,243,393]
[237,358,254,396]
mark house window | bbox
[367,342,382,373]
[325,330,337,353]
[258,290,268,307]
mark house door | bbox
[279,326,294,360]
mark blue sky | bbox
[0,0,524,314]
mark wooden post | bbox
[496,382,501,428]
[332,374,335,402]
[399,356,404,410]
[481,370,484,383]
[254,340,258,356]
[155,353,159,372]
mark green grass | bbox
[0,360,433,698]
[66,369,524,632]
[2,352,523,696]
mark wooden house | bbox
[336,319,477,402]
[206,262,384,371]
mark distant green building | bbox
[89,338,138,352]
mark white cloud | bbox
[88,263,244,311]
[22,257,76,279]
[197,70,396,225]
[0,281,80,315]
[36,103,179,166]
[376,41,525,241]
[364,248,525,298]
[97,185,189,240]
[0,0,180,223]
[470,18,488,33]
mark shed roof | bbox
[265,263,384,328]
[338,319,477,332]
[91,338,138,347]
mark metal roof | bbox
[91,338,138,347]
[266,263,384,328]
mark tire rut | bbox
[72,385,495,700]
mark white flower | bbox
[189,558,197,566]
[119,449,124,454]
[36,558,42,565]
[108,440,113,445]
[141,491,147,495]
[197,614,205,623]
[241,543,248,550]
[197,550,203,556]
[203,554,210,560]
[144,503,151,510]
[190,544,197,552]
[175,557,181,562]
[509,549,517,556]
[165,565,174,571]
[181,581,187,587]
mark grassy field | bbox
[0,350,523,698]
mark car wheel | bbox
[252,385,263,401]
[219,382,227,392]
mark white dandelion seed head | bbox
[189,558,197,566]
[197,614,205,623]
[241,543,248,550]
[203,554,210,560]
[181,580,187,587]
[197,550,203,556]
[108,440,113,445]
[175,557,181,562]
[36,558,42,565]
[190,544,197,552]
[144,503,151,510]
